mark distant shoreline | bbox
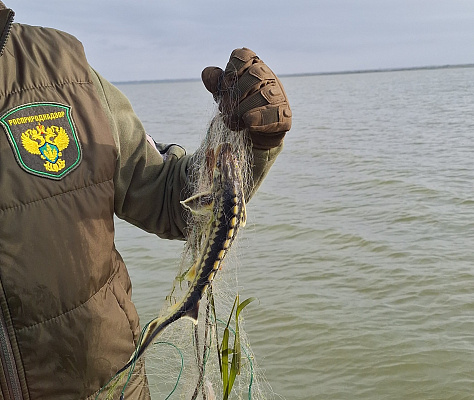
[283,63,474,78]
[114,63,474,85]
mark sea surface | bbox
[115,67,474,399]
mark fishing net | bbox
[145,113,271,399]
[101,113,273,399]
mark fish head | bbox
[212,142,238,185]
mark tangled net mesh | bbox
[119,113,273,399]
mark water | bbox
[115,67,474,399]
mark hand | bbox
[202,48,292,150]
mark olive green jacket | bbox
[0,23,281,400]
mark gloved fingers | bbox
[219,86,291,134]
[243,104,292,134]
[217,63,287,129]
[234,61,280,98]
[223,48,259,78]
[201,66,224,97]
[201,48,260,97]
[202,49,274,105]
[238,79,286,118]
[239,73,291,132]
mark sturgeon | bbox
[115,142,247,377]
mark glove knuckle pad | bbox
[230,47,258,63]
[261,84,285,104]
[248,63,274,81]
[244,104,292,133]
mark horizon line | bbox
[113,63,474,85]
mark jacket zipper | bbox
[0,308,23,400]
[0,8,15,57]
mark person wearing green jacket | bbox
[0,3,291,399]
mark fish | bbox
[114,142,247,378]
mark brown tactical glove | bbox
[202,48,292,150]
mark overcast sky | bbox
[6,0,474,82]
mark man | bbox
[0,3,291,399]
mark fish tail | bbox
[117,312,177,376]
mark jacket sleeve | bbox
[89,67,282,240]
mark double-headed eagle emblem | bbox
[21,123,70,172]
[1,102,82,179]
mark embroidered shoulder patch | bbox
[0,102,82,180]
